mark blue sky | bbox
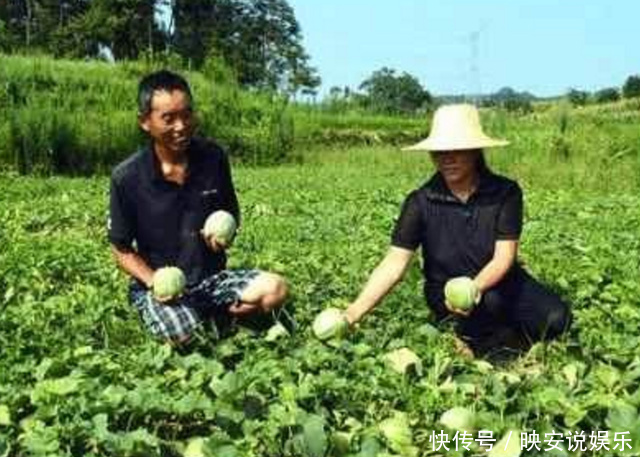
[287,0,639,98]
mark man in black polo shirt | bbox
[108,70,287,343]
[342,104,571,357]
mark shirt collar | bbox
[424,168,501,203]
[144,138,202,185]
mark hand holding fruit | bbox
[202,210,237,252]
[152,266,187,303]
[312,308,349,341]
[444,277,481,317]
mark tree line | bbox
[0,0,320,95]
[2,2,640,115]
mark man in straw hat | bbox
[342,104,571,357]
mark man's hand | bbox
[444,278,481,318]
[228,301,260,317]
[444,299,473,317]
[200,229,232,253]
[153,292,182,305]
[150,270,184,305]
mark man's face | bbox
[139,89,195,155]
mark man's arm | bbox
[111,245,155,288]
[219,148,240,225]
[109,172,153,284]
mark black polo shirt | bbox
[391,170,523,288]
[108,136,240,286]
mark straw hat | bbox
[404,104,509,151]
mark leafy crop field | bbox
[1,145,640,456]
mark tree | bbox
[622,75,640,99]
[0,0,90,54]
[172,0,320,94]
[0,18,8,51]
[0,0,162,59]
[594,87,620,104]
[489,86,534,113]
[567,88,589,107]
[0,0,320,94]
[59,0,165,60]
[358,67,431,114]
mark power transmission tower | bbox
[468,29,482,105]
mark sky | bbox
[287,0,639,98]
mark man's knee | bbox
[253,273,287,311]
[524,297,571,342]
[544,300,572,340]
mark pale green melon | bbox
[203,210,237,245]
[312,308,348,341]
[153,266,186,298]
[444,277,478,310]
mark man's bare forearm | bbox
[111,245,155,288]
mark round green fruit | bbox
[312,308,348,341]
[153,266,186,299]
[203,210,237,245]
[444,277,478,310]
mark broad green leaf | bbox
[606,401,638,431]
[0,406,10,426]
[331,431,352,455]
[488,430,521,457]
[184,437,206,457]
[383,348,422,376]
[30,376,81,404]
[303,414,327,457]
[439,407,475,432]
[0,434,9,457]
[379,411,417,457]
[357,434,381,457]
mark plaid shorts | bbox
[129,269,261,341]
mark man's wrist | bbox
[144,273,155,290]
[344,307,359,326]
[471,278,483,303]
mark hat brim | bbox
[402,136,509,152]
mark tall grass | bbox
[0,54,295,174]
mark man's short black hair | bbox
[138,70,193,116]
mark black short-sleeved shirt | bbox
[391,170,523,287]
[108,136,239,286]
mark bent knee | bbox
[527,300,571,342]
[251,272,288,311]
[545,302,572,339]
